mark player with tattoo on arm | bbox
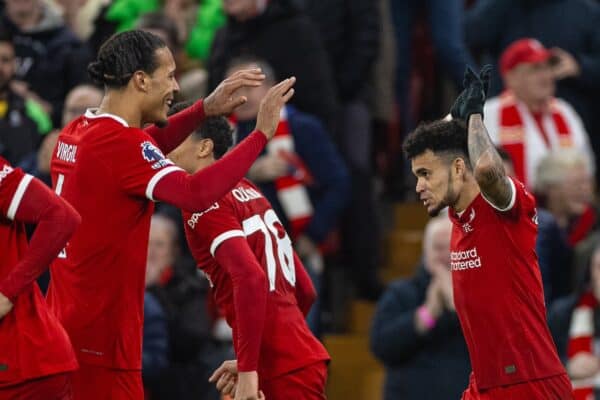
[403,66,572,399]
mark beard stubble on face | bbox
[428,170,456,217]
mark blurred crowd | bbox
[3,0,600,398]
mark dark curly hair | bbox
[88,30,166,88]
[403,119,470,166]
[168,101,233,159]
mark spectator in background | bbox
[533,150,597,296]
[465,0,600,180]
[145,211,220,400]
[499,147,572,303]
[226,57,350,333]
[20,84,102,187]
[534,150,597,248]
[370,215,470,400]
[1,0,92,126]
[0,25,51,166]
[208,0,338,129]
[61,84,103,127]
[303,0,384,300]
[484,38,593,189]
[143,292,169,397]
[390,0,475,131]
[548,243,600,400]
[137,11,209,103]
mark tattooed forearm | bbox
[468,115,513,208]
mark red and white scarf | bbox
[568,291,598,400]
[232,107,314,239]
[497,91,574,187]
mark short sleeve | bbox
[184,196,245,258]
[483,177,536,219]
[111,128,183,200]
[0,158,32,220]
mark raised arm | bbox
[152,78,296,212]
[452,65,513,209]
[145,68,266,154]
[468,114,512,209]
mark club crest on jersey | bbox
[141,141,173,170]
[462,208,476,233]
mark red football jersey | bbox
[47,111,182,369]
[183,179,329,380]
[449,177,565,389]
[0,157,77,386]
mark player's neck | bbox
[97,92,143,128]
[452,179,481,214]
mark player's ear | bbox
[132,71,149,93]
[196,139,214,159]
[452,157,467,179]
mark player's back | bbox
[184,179,329,381]
[0,157,77,387]
[47,112,159,369]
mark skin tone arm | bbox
[468,114,513,209]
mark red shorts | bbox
[261,361,328,400]
[70,364,142,400]
[0,372,72,400]
[462,373,574,400]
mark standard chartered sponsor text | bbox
[450,247,482,271]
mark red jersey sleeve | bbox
[0,157,30,220]
[188,196,245,252]
[144,99,205,155]
[109,128,183,200]
[482,177,535,219]
[0,157,81,301]
[186,197,268,372]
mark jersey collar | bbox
[84,108,129,127]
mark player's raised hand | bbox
[450,65,492,121]
[255,77,296,139]
[203,68,266,117]
[0,292,13,320]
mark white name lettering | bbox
[56,141,77,163]
[187,202,220,229]
[232,187,262,203]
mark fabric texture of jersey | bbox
[448,177,566,390]
[47,112,182,369]
[0,157,77,387]
[183,179,329,380]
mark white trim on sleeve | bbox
[481,177,516,212]
[145,165,183,201]
[7,174,33,220]
[210,230,246,257]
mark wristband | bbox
[417,305,437,329]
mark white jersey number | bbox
[242,210,295,291]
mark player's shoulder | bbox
[0,156,9,169]
[0,157,23,190]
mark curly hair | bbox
[88,30,166,88]
[403,119,470,165]
[168,101,233,159]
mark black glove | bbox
[450,65,492,121]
